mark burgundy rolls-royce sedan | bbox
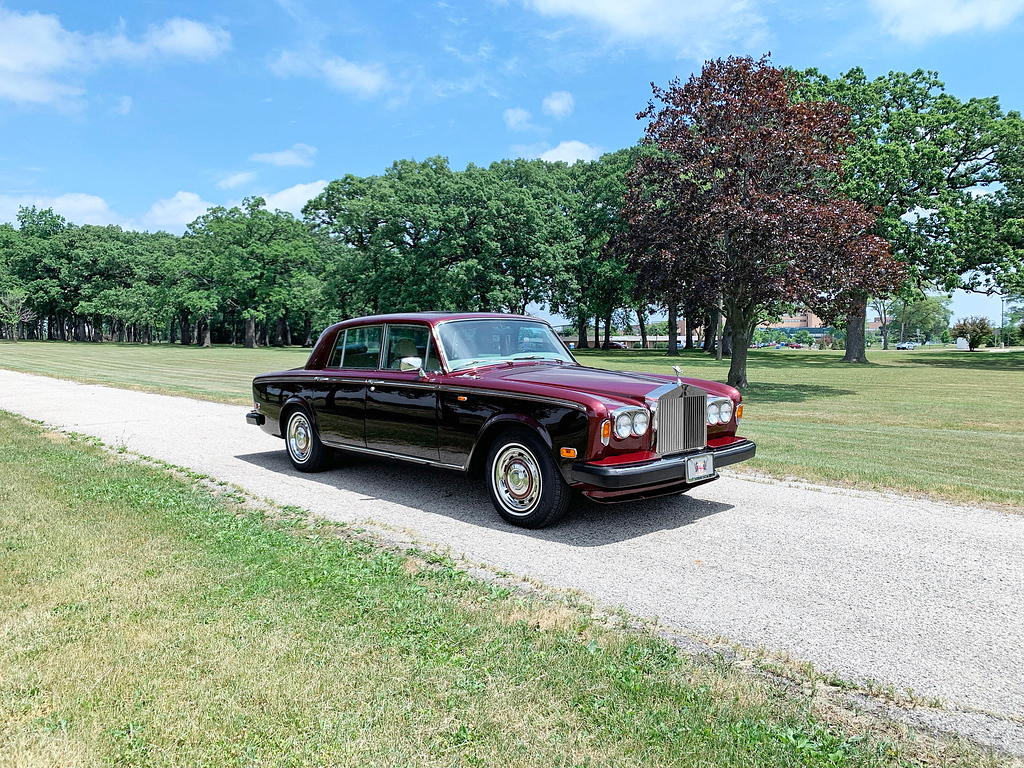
[246,313,755,528]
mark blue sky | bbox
[1,0,1022,322]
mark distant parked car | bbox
[896,341,916,350]
[606,341,628,349]
[787,343,803,349]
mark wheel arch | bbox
[279,395,318,436]
[467,413,553,476]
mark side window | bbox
[339,325,383,369]
[384,324,431,369]
[423,338,443,373]
[327,330,346,368]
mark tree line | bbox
[1,56,1021,387]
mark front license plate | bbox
[685,453,714,482]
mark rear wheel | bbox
[486,429,571,528]
[284,407,328,472]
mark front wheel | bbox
[486,429,572,528]
[284,407,328,472]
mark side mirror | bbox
[399,356,425,376]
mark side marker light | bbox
[560,448,577,458]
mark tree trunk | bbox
[881,323,889,350]
[726,319,753,388]
[179,314,190,346]
[201,315,212,348]
[593,316,599,348]
[842,292,869,363]
[144,324,152,345]
[303,314,312,347]
[274,315,285,347]
[576,315,589,349]
[684,314,695,349]
[169,319,177,344]
[637,312,647,349]
[244,315,257,348]
[664,303,679,356]
[721,319,733,358]
[601,313,612,349]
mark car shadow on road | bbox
[233,449,734,547]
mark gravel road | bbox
[2,370,1022,752]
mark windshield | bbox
[437,319,577,371]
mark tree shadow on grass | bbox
[741,383,856,404]
[898,351,1024,371]
[233,449,734,547]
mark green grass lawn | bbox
[2,412,962,767]
[1,340,1022,508]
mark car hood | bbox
[462,363,738,404]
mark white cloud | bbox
[868,0,1024,41]
[503,107,534,131]
[321,57,389,98]
[262,180,328,215]
[249,143,317,167]
[217,171,258,189]
[0,192,121,226]
[0,8,231,109]
[136,18,230,60]
[143,191,213,232]
[521,0,765,58]
[540,140,600,163]
[542,90,574,119]
[271,49,390,99]
[116,95,132,115]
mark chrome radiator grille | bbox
[655,391,707,456]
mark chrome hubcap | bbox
[288,413,312,462]
[492,443,542,516]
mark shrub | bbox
[950,316,994,351]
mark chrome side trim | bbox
[319,439,466,471]
[441,385,587,412]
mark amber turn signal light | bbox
[560,448,577,458]
[736,404,743,419]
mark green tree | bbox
[796,67,1023,362]
[889,293,952,342]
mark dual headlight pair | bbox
[707,397,734,425]
[613,408,650,439]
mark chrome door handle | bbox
[314,376,327,382]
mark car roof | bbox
[325,312,550,333]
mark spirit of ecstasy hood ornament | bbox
[672,365,682,385]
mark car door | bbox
[311,324,383,448]
[364,323,442,460]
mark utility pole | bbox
[1000,295,1006,348]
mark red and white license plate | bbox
[685,453,714,482]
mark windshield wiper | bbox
[452,359,512,372]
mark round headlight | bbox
[719,400,734,423]
[707,402,721,425]
[632,410,650,436]
[614,412,633,439]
